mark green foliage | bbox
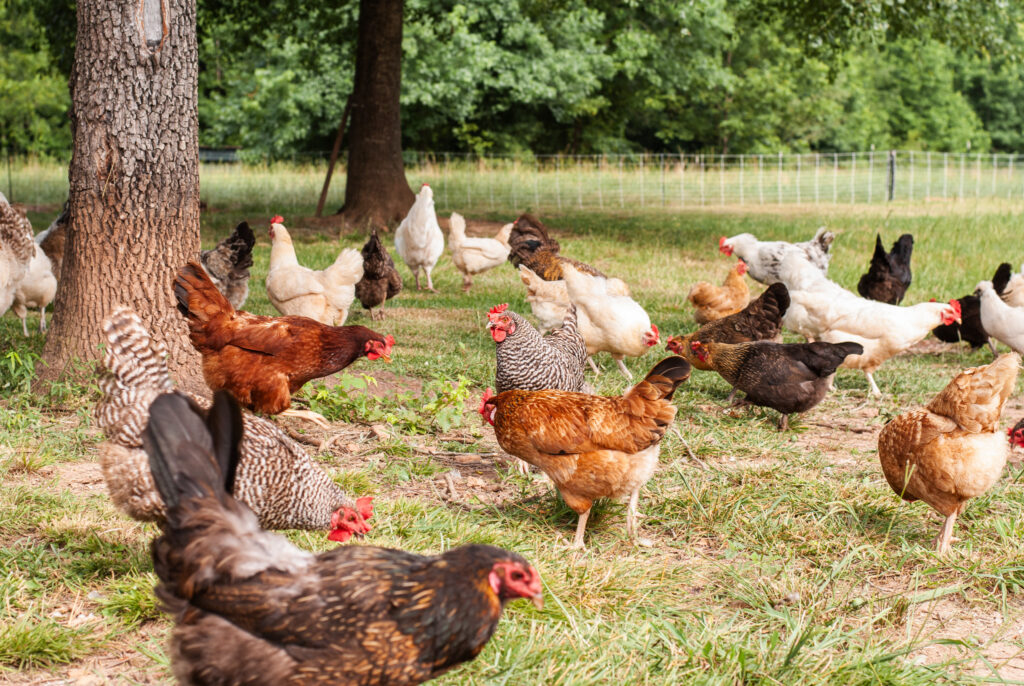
[0,349,38,396]
[309,373,473,435]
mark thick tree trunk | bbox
[39,0,205,393]
[336,0,414,228]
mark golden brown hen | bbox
[687,261,750,324]
[878,353,1020,554]
[506,213,605,281]
[479,357,691,548]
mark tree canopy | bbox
[9,0,1024,158]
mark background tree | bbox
[39,0,204,390]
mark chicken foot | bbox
[587,357,601,375]
[461,274,473,291]
[571,509,591,550]
[865,371,882,397]
[988,338,998,357]
[778,414,789,432]
[279,408,332,430]
[425,267,438,293]
[614,358,634,380]
[935,512,959,554]
[626,489,640,538]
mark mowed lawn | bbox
[3,183,1024,683]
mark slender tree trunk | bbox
[336,0,414,228]
[39,0,204,393]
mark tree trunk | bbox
[39,0,205,393]
[336,0,414,229]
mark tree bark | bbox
[39,0,205,393]
[336,0,414,229]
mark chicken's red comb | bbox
[421,183,430,188]
[478,388,495,414]
[719,236,727,248]
[271,215,284,224]
[384,334,395,347]
[651,323,659,337]
[356,496,374,521]
[950,299,962,316]
[488,304,509,316]
[690,340,702,350]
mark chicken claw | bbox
[280,408,332,430]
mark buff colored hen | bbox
[687,261,750,324]
[878,353,1020,554]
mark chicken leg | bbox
[587,357,601,374]
[425,266,438,293]
[279,408,332,430]
[461,274,473,291]
[571,509,591,550]
[866,371,882,397]
[625,489,640,539]
[988,338,999,357]
[614,357,634,380]
[935,512,958,554]
[39,306,47,332]
[778,414,789,432]
[413,269,422,291]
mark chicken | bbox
[518,264,631,333]
[779,253,961,396]
[688,339,863,430]
[143,391,542,686]
[266,216,363,326]
[95,308,373,538]
[507,213,605,281]
[394,184,444,291]
[479,356,691,548]
[976,279,1024,354]
[687,261,750,324]
[12,240,56,335]
[718,226,834,285]
[1009,418,1024,464]
[174,261,394,426]
[667,283,790,372]
[448,213,511,290]
[932,294,994,353]
[201,221,255,309]
[488,303,589,394]
[0,192,34,317]
[354,227,402,320]
[35,201,68,281]
[878,353,1019,553]
[562,263,660,379]
[992,262,1024,308]
[856,233,913,305]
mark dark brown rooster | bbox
[174,261,394,426]
[143,391,542,686]
[689,339,864,430]
[507,213,604,281]
[355,227,403,320]
[856,233,913,304]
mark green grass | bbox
[4,163,1024,683]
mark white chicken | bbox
[518,265,631,333]
[394,184,444,292]
[265,216,363,326]
[779,253,961,396]
[0,192,34,318]
[977,280,1024,354]
[13,241,57,335]
[718,226,834,285]
[562,263,659,379]
[447,212,511,290]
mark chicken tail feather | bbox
[174,260,234,322]
[630,356,692,401]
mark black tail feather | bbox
[993,263,1013,296]
[642,356,692,400]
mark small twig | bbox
[672,427,707,469]
[411,448,502,458]
[444,472,460,502]
[284,427,321,447]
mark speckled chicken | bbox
[95,307,373,540]
[0,192,34,317]
[354,227,402,320]
[143,391,542,686]
[878,353,1019,554]
[201,221,255,309]
[35,202,68,281]
[488,303,589,395]
[507,213,604,281]
[480,357,691,548]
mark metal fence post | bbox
[1009,156,1015,199]
[868,149,874,203]
[944,153,949,198]
[597,155,604,209]
[679,153,685,207]
[795,154,801,203]
[444,152,450,208]
[975,154,981,198]
[618,155,624,208]
[661,154,667,207]
[640,154,646,208]
[467,155,472,208]
[992,153,998,196]
[700,154,706,206]
[909,151,914,202]
[886,150,895,201]
[814,153,819,204]
[851,152,856,203]
[577,156,583,209]
[959,153,965,200]
[926,151,931,201]
[719,154,725,205]
[833,153,838,204]
[758,154,764,204]
[777,151,783,204]
[555,155,562,209]
[739,154,744,204]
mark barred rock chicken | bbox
[856,233,914,305]
[354,227,403,320]
[563,263,660,379]
[932,294,994,353]
[144,391,542,685]
[687,261,750,324]
[35,201,68,281]
[267,216,363,326]
[689,339,864,430]
[394,184,445,291]
[878,353,1020,553]
[175,262,394,427]
[0,192,34,317]
[993,262,1024,308]
[448,212,511,290]
[488,304,589,394]
[668,283,790,373]
[480,357,690,548]
[507,213,604,281]
[95,308,373,539]
[201,221,255,309]
[12,238,56,336]
[977,279,1024,354]
[518,264,630,333]
[719,227,833,285]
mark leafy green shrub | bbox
[0,349,38,396]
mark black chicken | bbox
[355,227,403,320]
[143,391,541,686]
[932,293,995,353]
[200,221,255,309]
[856,233,913,304]
[689,339,864,430]
[507,213,604,281]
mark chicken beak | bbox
[381,352,392,363]
[530,594,544,610]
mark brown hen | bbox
[143,391,542,686]
[878,353,1019,553]
[687,261,750,324]
[507,213,604,281]
[480,356,691,548]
